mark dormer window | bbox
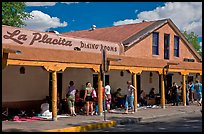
[174,36,180,57]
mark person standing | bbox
[172,82,179,106]
[84,82,94,116]
[66,81,77,116]
[194,80,202,106]
[124,81,136,114]
[105,82,111,113]
[188,81,195,103]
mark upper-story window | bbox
[174,36,180,57]
[152,32,159,55]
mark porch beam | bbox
[7,59,201,75]
[7,59,100,72]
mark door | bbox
[93,74,109,89]
[164,34,170,60]
[131,74,141,102]
[159,74,172,95]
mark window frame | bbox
[174,35,180,57]
[152,32,159,55]
[164,33,170,60]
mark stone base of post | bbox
[52,117,57,121]
[98,113,103,116]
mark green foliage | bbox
[183,31,201,54]
[2,2,32,27]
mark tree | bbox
[183,31,202,56]
[2,2,32,27]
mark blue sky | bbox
[25,2,165,32]
[24,2,202,45]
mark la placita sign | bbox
[2,26,121,55]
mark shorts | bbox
[106,98,111,105]
[67,95,75,107]
[196,93,202,100]
[85,96,94,102]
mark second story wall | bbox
[124,23,200,63]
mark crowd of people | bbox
[40,79,202,117]
[61,80,137,116]
[166,80,202,106]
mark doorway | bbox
[93,74,109,90]
[131,74,141,102]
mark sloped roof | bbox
[62,21,155,43]
[3,44,202,71]
[62,19,202,62]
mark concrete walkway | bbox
[2,104,202,132]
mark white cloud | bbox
[60,2,79,5]
[113,2,202,36]
[26,2,57,6]
[26,2,80,6]
[23,10,68,32]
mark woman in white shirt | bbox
[105,82,111,113]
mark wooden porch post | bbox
[133,73,137,112]
[200,74,202,84]
[98,72,103,116]
[182,74,186,106]
[52,71,57,121]
[2,53,8,69]
[160,74,165,109]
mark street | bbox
[88,111,202,132]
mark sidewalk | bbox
[2,104,202,132]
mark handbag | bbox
[92,89,97,98]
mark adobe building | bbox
[2,18,202,120]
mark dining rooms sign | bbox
[2,25,121,55]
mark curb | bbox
[42,120,117,132]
